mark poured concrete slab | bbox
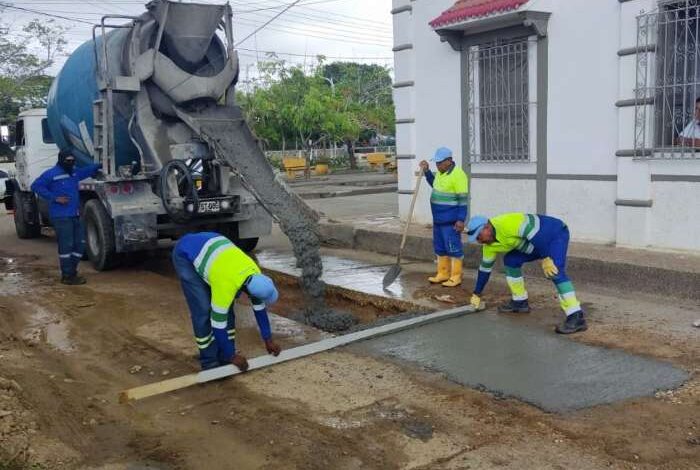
[360,313,689,412]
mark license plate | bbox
[198,200,221,213]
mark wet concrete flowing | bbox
[176,105,354,331]
[361,313,689,412]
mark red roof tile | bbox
[429,0,528,28]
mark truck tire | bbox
[13,191,41,239]
[84,199,119,271]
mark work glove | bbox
[470,294,482,309]
[265,339,281,356]
[541,257,559,278]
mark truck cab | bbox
[4,109,57,238]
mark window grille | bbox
[466,39,533,163]
[635,0,700,159]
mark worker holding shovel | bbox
[466,213,587,334]
[419,147,469,287]
[172,232,282,371]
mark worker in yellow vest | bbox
[172,232,282,371]
[419,147,469,287]
[466,213,587,334]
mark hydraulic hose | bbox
[159,159,199,223]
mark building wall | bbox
[393,0,700,252]
[393,0,462,224]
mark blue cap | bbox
[432,147,453,163]
[467,216,489,243]
[247,274,279,305]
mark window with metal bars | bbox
[635,0,700,158]
[466,39,532,163]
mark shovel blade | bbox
[383,264,402,289]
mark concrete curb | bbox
[319,222,700,302]
[297,185,397,200]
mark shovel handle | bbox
[397,170,423,263]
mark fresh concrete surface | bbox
[361,313,689,413]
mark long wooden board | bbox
[119,304,482,403]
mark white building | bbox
[392,0,700,252]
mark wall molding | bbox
[392,43,413,52]
[651,174,700,182]
[618,44,656,56]
[616,149,653,157]
[616,97,654,107]
[472,173,618,181]
[471,173,536,180]
[615,199,653,207]
[548,174,617,181]
[391,5,412,15]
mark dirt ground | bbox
[0,214,698,470]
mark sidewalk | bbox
[285,172,397,200]
[319,214,700,302]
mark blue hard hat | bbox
[467,216,489,243]
[432,147,453,163]
[246,274,279,305]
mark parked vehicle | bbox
[3,0,272,269]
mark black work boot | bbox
[61,275,86,285]
[555,311,587,334]
[498,299,531,313]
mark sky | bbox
[0,0,394,81]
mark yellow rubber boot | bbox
[428,256,451,283]
[442,258,463,287]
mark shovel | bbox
[383,169,423,289]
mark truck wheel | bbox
[84,199,119,271]
[13,191,41,239]
[237,237,259,252]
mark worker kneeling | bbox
[419,147,469,287]
[172,232,282,371]
[467,213,587,334]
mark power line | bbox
[0,2,95,24]
[237,47,391,61]
[235,0,303,47]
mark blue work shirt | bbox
[31,163,101,219]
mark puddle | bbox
[22,305,76,353]
[256,250,408,299]
[0,271,30,296]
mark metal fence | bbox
[466,39,533,163]
[635,0,700,159]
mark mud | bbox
[0,239,699,469]
[361,313,690,412]
[181,106,353,330]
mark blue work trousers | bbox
[52,216,84,277]
[172,250,236,370]
[503,226,571,285]
[433,223,464,258]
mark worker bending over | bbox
[466,213,587,334]
[172,232,282,371]
[419,147,469,287]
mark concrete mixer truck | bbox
[4,0,275,270]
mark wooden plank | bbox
[120,304,482,403]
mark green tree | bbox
[0,17,67,127]
[239,59,361,154]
